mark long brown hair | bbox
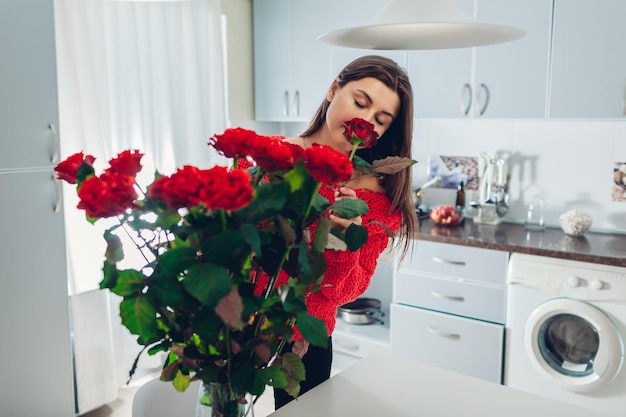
[301,55,417,261]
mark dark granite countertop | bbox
[417,219,626,268]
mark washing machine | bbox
[504,253,626,417]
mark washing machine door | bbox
[524,298,624,392]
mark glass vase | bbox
[196,382,254,417]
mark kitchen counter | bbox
[417,219,626,267]
[268,351,612,417]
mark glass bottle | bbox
[455,181,466,212]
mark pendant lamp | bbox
[318,0,525,50]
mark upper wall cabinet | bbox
[0,0,61,170]
[253,0,331,122]
[549,0,626,118]
[328,0,407,79]
[407,0,552,119]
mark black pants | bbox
[274,337,333,410]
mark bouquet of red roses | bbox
[55,128,368,413]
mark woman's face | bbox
[324,77,400,155]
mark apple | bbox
[430,205,460,225]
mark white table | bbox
[269,352,612,417]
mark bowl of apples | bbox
[430,205,464,227]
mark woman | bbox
[253,55,417,409]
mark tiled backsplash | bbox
[232,119,626,234]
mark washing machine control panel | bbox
[509,254,626,301]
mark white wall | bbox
[412,119,626,234]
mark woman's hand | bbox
[292,339,310,358]
[330,186,363,232]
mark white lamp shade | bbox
[319,0,525,50]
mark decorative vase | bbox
[196,382,254,417]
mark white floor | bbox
[80,369,342,417]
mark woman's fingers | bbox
[334,186,357,199]
[292,339,310,358]
[330,213,362,232]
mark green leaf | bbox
[344,223,368,251]
[261,366,288,389]
[110,269,145,297]
[230,362,256,395]
[100,261,118,290]
[192,307,222,343]
[76,161,96,183]
[159,247,198,276]
[310,193,331,216]
[239,223,262,256]
[279,352,305,398]
[120,295,159,344]
[372,156,417,175]
[283,162,320,215]
[237,181,288,223]
[172,370,191,392]
[295,311,328,347]
[103,230,124,264]
[351,154,373,171]
[331,198,369,218]
[201,230,249,270]
[183,263,232,308]
[148,272,185,307]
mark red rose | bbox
[209,127,257,159]
[344,118,379,148]
[248,135,295,172]
[148,166,204,209]
[107,150,143,177]
[55,151,96,184]
[77,172,137,219]
[304,144,352,184]
[198,166,254,211]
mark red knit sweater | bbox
[238,158,401,340]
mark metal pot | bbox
[338,298,385,325]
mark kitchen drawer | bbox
[394,271,506,323]
[401,241,508,285]
[390,303,504,383]
[333,330,390,360]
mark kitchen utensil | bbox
[338,298,384,325]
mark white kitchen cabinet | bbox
[390,241,508,383]
[549,0,626,118]
[328,0,407,78]
[0,0,61,170]
[0,1,75,416]
[408,0,552,119]
[253,0,331,121]
[391,303,504,383]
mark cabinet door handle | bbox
[294,90,300,117]
[477,83,490,116]
[283,91,289,117]
[622,78,626,116]
[52,174,62,213]
[432,256,466,266]
[460,83,472,116]
[431,291,465,302]
[49,123,59,164]
[427,327,461,340]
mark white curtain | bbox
[55,0,226,294]
[54,0,227,395]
